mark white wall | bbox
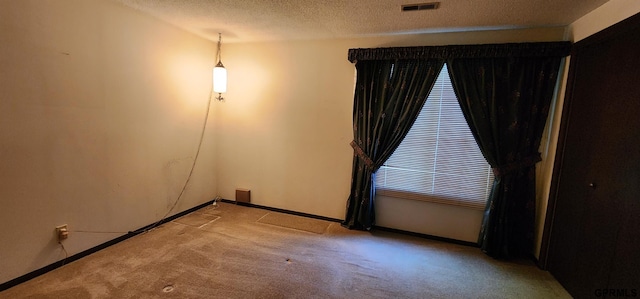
[0,0,217,284]
[217,27,566,243]
[568,0,640,42]
[215,39,355,219]
[533,0,640,259]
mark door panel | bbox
[546,13,640,299]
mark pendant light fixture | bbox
[213,33,227,101]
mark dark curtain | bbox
[342,59,444,229]
[345,42,570,258]
[446,56,564,258]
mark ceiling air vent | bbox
[401,2,440,11]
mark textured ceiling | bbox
[115,0,609,43]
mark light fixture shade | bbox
[213,63,227,93]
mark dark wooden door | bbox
[545,13,640,299]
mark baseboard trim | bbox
[220,199,479,248]
[0,199,216,292]
[219,199,343,223]
[372,226,480,248]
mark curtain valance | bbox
[347,41,571,62]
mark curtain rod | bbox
[348,41,572,62]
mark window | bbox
[375,65,494,209]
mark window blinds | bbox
[375,65,494,210]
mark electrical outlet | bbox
[56,224,69,242]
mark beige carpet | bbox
[173,213,220,228]
[0,202,571,299]
[256,212,330,234]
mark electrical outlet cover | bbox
[56,224,69,241]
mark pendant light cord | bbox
[216,33,222,65]
[147,34,221,230]
[140,87,214,233]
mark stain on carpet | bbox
[256,212,330,234]
[173,213,220,228]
